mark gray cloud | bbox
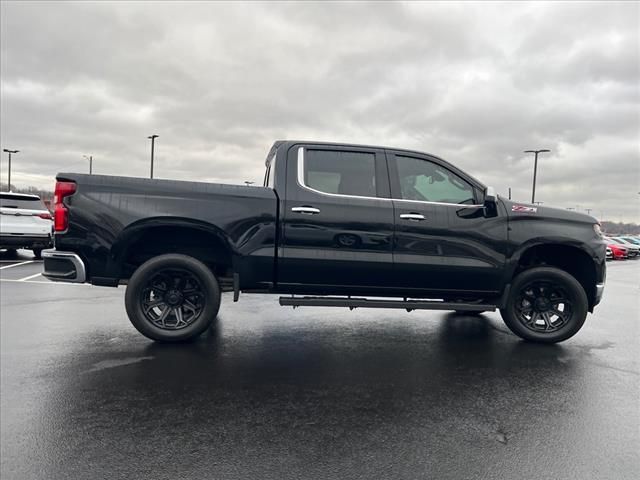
[1,0,638,221]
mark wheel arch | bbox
[110,217,236,280]
[508,240,598,310]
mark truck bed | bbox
[54,173,278,288]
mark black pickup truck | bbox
[43,140,606,343]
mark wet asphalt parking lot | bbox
[1,251,639,480]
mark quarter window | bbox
[395,155,475,205]
[304,150,377,197]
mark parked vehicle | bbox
[612,237,640,258]
[608,243,628,260]
[620,236,640,246]
[0,192,53,259]
[606,237,638,258]
[42,141,607,344]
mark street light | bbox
[3,149,19,191]
[148,134,158,179]
[83,155,93,175]
[524,149,550,204]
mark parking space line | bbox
[0,261,35,270]
[18,273,43,281]
[0,278,90,286]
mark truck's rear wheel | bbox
[500,266,587,343]
[125,254,220,342]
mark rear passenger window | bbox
[304,150,377,197]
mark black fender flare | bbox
[107,217,236,277]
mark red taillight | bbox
[54,181,76,232]
[36,212,52,220]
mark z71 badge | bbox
[512,205,538,213]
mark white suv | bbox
[0,192,53,259]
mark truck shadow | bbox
[42,312,579,478]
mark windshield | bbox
[614,237,633,245]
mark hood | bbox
[500,197,598,224]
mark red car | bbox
[608,243,628,260]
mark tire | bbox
[500,266,588,343]
[125,254,221,342]
[32,248,43,259]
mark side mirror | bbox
[484,186,496,206]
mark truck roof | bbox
[272,139,445,156]
[269,140,486,189]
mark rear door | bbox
[278,144,394,291]
[388,151,507,294]
[0,195,51,236]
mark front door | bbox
[388,151,508,295]
[279,144,394,292]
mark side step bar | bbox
[279,296,496,312]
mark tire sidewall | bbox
[125,254,220,342]
[501,267,588,343]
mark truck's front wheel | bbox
[125,254,221,342]
[500,266,588,343]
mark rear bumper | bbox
[1,234,52,249]
[42,249,87,283]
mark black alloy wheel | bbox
[500,266,588,343]
[514,280,572,333]
[125,254,221,342]
[140,268,205,330]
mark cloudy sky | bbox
[1,1,638,221]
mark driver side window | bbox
[395,155,475,205]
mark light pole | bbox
[3,149,19,191]
[83,155,93,174]
[148,134,158,179]
[524,149,550,204]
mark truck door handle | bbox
[291,206,320,215]
[399,213,425,221]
